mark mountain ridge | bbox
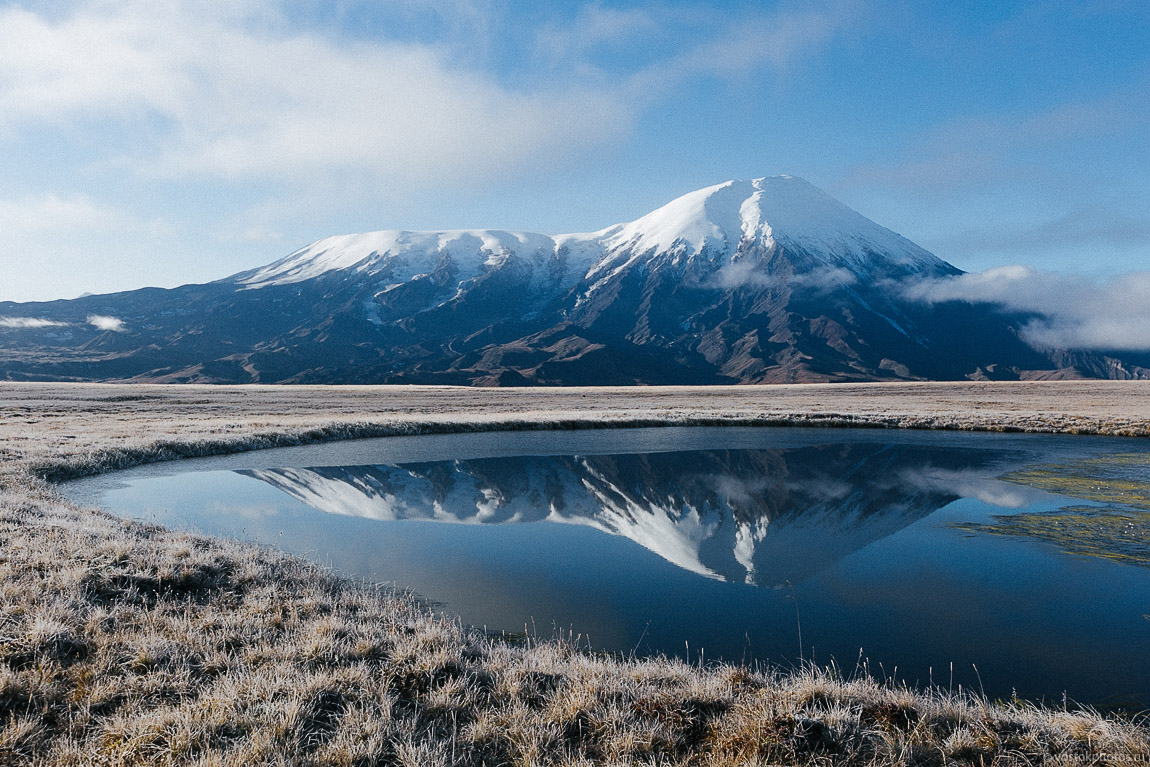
[2,176,1147,384]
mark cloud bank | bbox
[0,1,849,188]
[0,2,628,184]
[711,262,857,292]
[904,266,1150,352]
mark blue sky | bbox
[2,0,1149,303]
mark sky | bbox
[2,0,1149,308]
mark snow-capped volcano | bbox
[237,229,581,290]
[237,176,946,291]
[592,176,939,269]
[1,175,1145,383]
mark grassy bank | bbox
[2,381,1150,766]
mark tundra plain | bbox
[2,380,1150,766]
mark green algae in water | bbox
[954,452,1150,567]
[999,453,1150,509]
[954,506,1150,567]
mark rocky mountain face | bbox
[2,176,1145,384]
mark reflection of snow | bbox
[733,521,756,583]
[248,467,410,520]
[731,517,772,584]
[580,480,721,580]
[241,445,974,587]
[475,488,503,521]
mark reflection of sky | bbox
[76,429,1150,708]
[107,471,308,531]
[810,514,1150,705]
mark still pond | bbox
[65,427,1150,709]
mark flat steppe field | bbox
[2,381,1149,766]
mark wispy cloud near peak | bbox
[87,315,127,332]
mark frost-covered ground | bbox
[6,380,1150,482]
[2,381,1149,765]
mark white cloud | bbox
[0,1,632,185]
[712,259,775,289]
[904,266,1150,351]
[711,262,856,291]
[793,266,858,292]
[87,314,126,332]
[0,1,854,187]
[0,317,69,328]
[0,314,131,333]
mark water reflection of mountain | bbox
[240,444,1001,586]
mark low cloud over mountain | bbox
[905,266,1150,352]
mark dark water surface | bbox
[66,427,1150,708]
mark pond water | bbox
[65,427,1150,709]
